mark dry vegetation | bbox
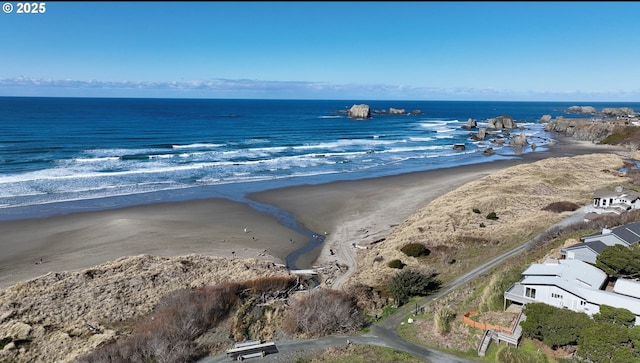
[282,289,365,338]
[349,153,631,291]
[0,255,292,363]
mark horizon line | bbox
[1,95,639,104]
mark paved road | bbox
[200,208,587,362]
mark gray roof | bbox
[611,222,640,245]
[563,240,608,254]
[580,222,640,245]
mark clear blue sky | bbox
[1,1,639,101]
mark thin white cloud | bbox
[0,77,638,102]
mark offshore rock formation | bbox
[342,105,422,117]
[462,118,478,129]
[565,106,636,118]
[602,107,635,117]
[388,107,408,115]
[509,132,528,147]
[487,115,516,130]
[348,104,371,119]
[566,106,598,114]
[539,114,552,123]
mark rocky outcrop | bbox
[539,114,552,123]
[566,106,597,114]
[487,115,516,130]
[347,106,422,117]
[348,104,371,119]
[462,118,477,129]
[602,107,635,117]
[509,132,528,147]
[482,147,496,156]
[544,117,618,142]
[471,127,486,141]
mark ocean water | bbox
[1,97,637,220]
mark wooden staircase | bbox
[477,311,526,356]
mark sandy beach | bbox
[0,136,629,290]
[0,198,307,289]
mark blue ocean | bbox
[1,97,637,220]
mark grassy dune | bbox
[351,153,630,289]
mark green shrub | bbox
[486,212,499,220]
[472,208,481,214]
[479,222,486,228]
[389,270,441,306]
[388,259,406,269]
[400,243,430,257]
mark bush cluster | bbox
[542,201,580,213]
[387,259,406,269]
[400,243,430,257]
[389,269,441,306]
[486,212,499,220]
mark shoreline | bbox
[0,135,630,290]
[248,136,630,287]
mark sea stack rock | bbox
[348,104,371,119]
[487,115,515,130]
[388,107,406,115]
[462,118,477,129]
[509,132,528,146]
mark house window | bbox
[580,300,587,306]
[525,287,536,299]
[552,293,563,299]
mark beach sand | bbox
[0,136,630,290]
[0,199,307,289]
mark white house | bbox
[592,185,640,213]
[504,258,640,325]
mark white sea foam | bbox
[74,156,120,163]
[408,137,436,142]
[172,143,224,149]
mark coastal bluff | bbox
[543,106,639,143]
[0,254,292,363]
